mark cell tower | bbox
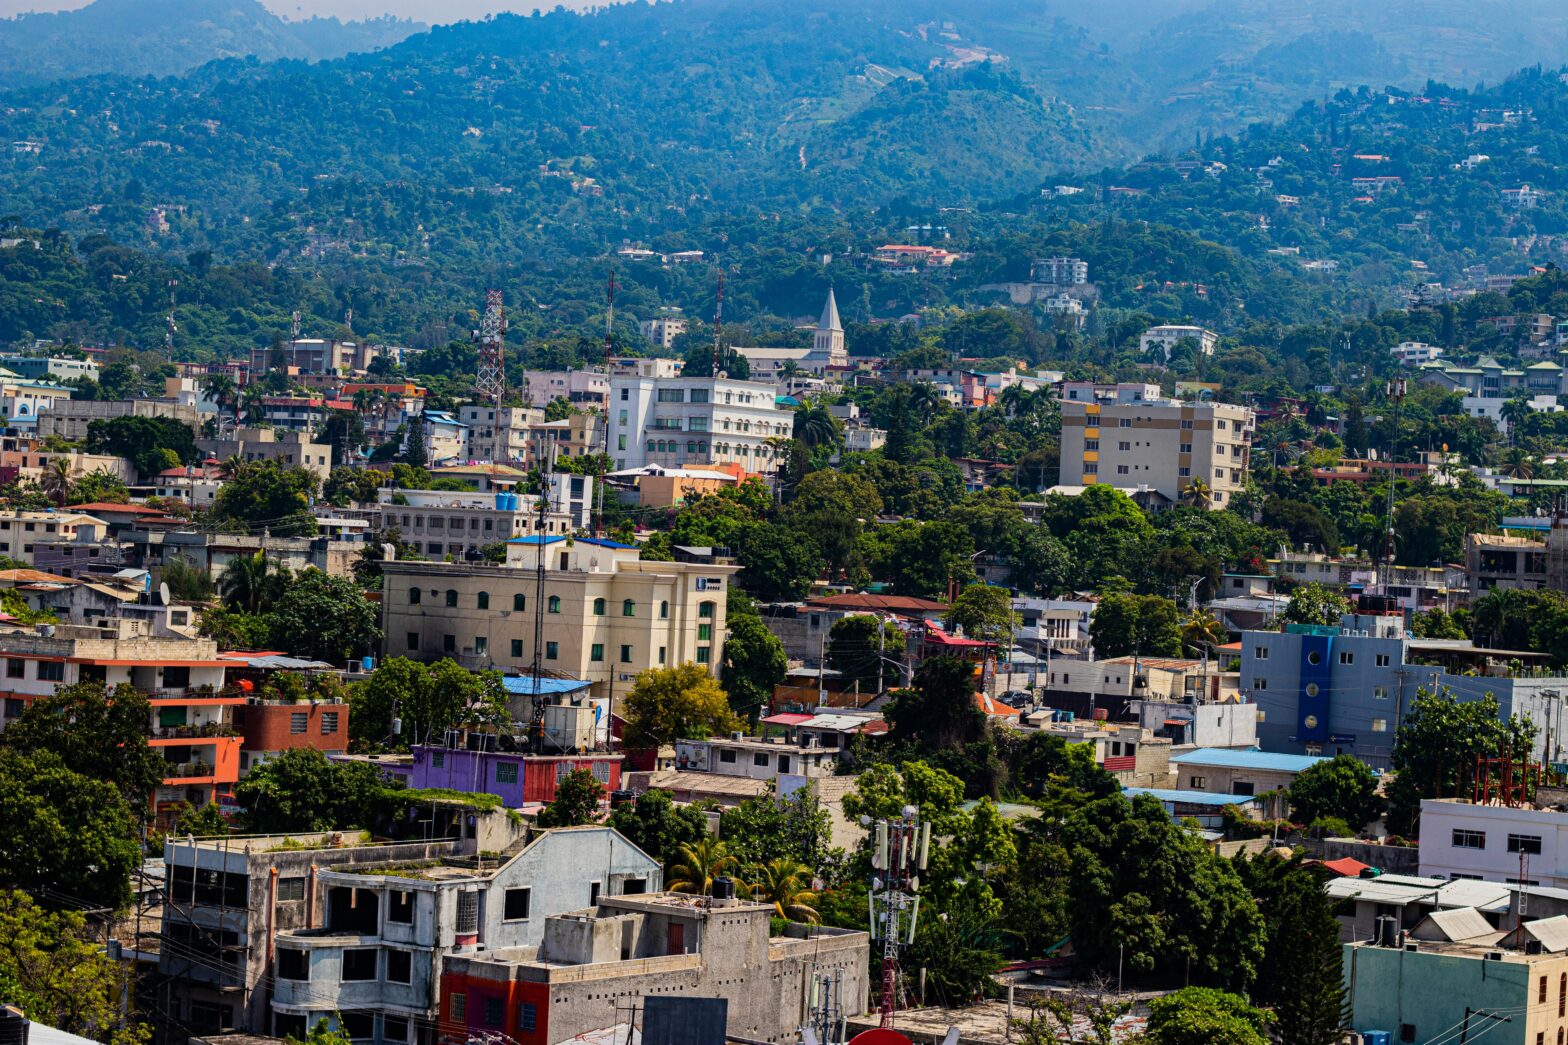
[165,278,178,359]
[866,807,929,1029]
[711,270,724,378]
[476,290,507,409]
[289,310,301,340]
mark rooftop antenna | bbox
[290,310,301,341]
[165,278,178,360]
[476,289,507,419]
[711,269,724,378]
[866,806,929,1030]
[595,269,615,539]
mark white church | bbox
[733,288,848,380]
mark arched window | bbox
[646,440,656,452]
[445,590,458,608]
[699,601,715,619]
[548,596,561,614]
[622,599,636,617]
[659,601,669,619]
[687,441,697,454]
[699,441,708,453]
[410,588,422,605]
[593,597,606,616]
[512,593,525,611]
[477,591,489,610]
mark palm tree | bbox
[201,373,237,417]
[1502,446,1536,480]
[39,458,76,506]
[240,385,267,426]
[1181,610,1228,657]
[667,838,737,896]
[792,405,840,450]
[1182,477,1213,510]
[220,551,273,614]
[907,381,943,422]
[1500,395,1531,446]
[216,455,248,481]
[742,858,820,923]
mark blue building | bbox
[1241,611,1568,768]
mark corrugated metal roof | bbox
[1410,907,1497,942]
[1170,747,1330,773]
[1123,787,1260,807]
[1507,915,1568,953]
[501,676,592,697]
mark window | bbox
[1371,718,1388,733]
[1085,440,1099,451]
[519,1004,538,1033]
[696,646,711,664]
[590,881,601,905]
[698,623,712,642]
[386,950,412,984]
[1376,654,1391,667]
[660,601,670,619]
[449,994,466,1022]
[1452,829,1486,849]
[545,642,559,660]
[277,877,306,902]
[548,596,561,614]
[1118,418,1132,428]
[659,646,666,664]
[431,752,445,769]
[456,892,479,934]
[483,998,503,1028]
[1542,975,1550,1004]
[445,590,458,608]
[474,637,487,655]
[496,762,518,784]
[1083,462,1097,474]
[342,949,378,981]
[1509,834,1544,855]
[513,594,526,611]
[290,712,308,734]
[719,749,737,764]
[1253,678,1267,690]
[407,633,420,651]
[620,645,633,663]
[1339,651,1354,665]
[384,1018,410,1044]
[1179,443,1192,454]
[477,591,489,610]
[698,600,715,618]
[511,639,523,658]
[37,661,62,682]
[1117,441,1130,451]
[591,643,604,662]
[388,890,414,923]
[1181,419,1194,430]
[322,712,339,735]
[1374,686,1389,700]
[753,752,770,767]
[623,599,636,616]
[593,597,606,616]
[277,949,308,980]
[504,888,531,921]
[5,659,22,679]
[443,634,456,653]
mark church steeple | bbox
[811,287,846,367]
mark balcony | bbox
[151,724,239,741]
[164,761,217,780]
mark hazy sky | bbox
[0,0,598,23]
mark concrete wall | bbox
[1342,943,1568,1042]
[1418,799,1568,888]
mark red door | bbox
[666,923,685,955]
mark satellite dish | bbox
[158,582,171,606]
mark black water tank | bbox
[711,876,736,901]
[609,789,637,808]
[0,1004,30,1045]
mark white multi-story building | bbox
[1059,394,1254,507]
[1031,256,1089,285]
[518,371,610,412]
[1393,341,1444,366]
[1138,325,1219,362]
[638,309,687,351]
[1419,799,1568,888]
[608,373,791,475]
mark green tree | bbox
[85,415,196,476]
[1287,754,1383,829]
[233,748,392,833]
[1040,485,1154,590]
[324,466,388,507]
[1283,583,1350,627]
[2,680,167,819]
[0,890,149,1045]
[782,470,880,580]
[209,460,321,537]
[349,657,507,751]
[620,663,741,751]
[69,468,130,504]
[1235,856,1348,1045]
[720,610,787,720]
[0,750,140,910]
[161,553,216,602]
[1386,687,1537,834]
[1088,593,1181,658]
[736,521,825,602]
[1143,987,1271,1045]
[172,801,231,837]
[885,655,985,751]
[667,837,737,895]
[947,583,1017,645]
[742,857,820,922]
[826,614,907,692]
[604,789,708,864]
[719,784,833,869]
[536,768,604,827]
[905,901,1006,1007]
[220,550,277,613]
[269,570,382,663]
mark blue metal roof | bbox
[1169,747,1329,773]
[576,537,639,550]
[1124,787,1261,807]
[506,535,569,546]
[501,675,592,697]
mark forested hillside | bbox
[0,0,423,87]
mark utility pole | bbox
[711,270,725,378]
[594,268,615,538]
[528,486,549,752]
[1459,1007,1511,1043]
[1378,379,1407,594]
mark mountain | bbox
[0,0,424,87]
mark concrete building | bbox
[1467,528,1568,594]
[0,354,99,383]
[517,371,609,412]
[603,464,740,509]
[409,745,622,804]
[437,893,869,1045]
[524,412,603,468]
[1241,610,1568,768]
[1031,256,1089,285]
[457,405,545,464]
[36,398,199,444]
[196,428,333,482]
[380,539,735,696]
[271,827,660,1045]
[1170,747,1328,798]
[1418,798,1568,889]
[638,309,688,351]
[1343,921,1568,1045]
[248,339,383,377]
[1015,717,1173,788]
[355,486,577,561]
[1137,325,1218,362]
[1392,341,1444,366]
[607,374,791,476]
[673,734,839,779]
[1059,395,1254,508]
[0,510,106,564]
[1274,548,1466,613]
[125,531,364,583]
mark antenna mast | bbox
[477,289,507,417]
[867,807,929,1029]
[165,278,178,360]
[711,270,724,378]
[595,269,615,538]
[290,310,301,341]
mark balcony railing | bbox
[152,724,238,740]
[164,761,216,779]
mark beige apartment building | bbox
[1060,397,1254,508]
[380,538,735,696]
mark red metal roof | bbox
[1319,857,1372,878]
[761,713,815,726]
[68,502,163,514]
[806,593,949,613]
